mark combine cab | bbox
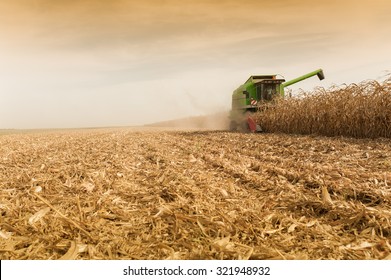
[230,69,325,132]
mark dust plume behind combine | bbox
[255,76,391,138]
[145,111,230,130]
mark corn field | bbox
[255,76,391,138]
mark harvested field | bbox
[1,128,391,260]
[255,76,391,138]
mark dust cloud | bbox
[145,111,230,130]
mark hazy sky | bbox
[1,0,390,128]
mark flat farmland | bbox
[1,128,391,259]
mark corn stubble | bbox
[255,76,391,138]
[1,128,391,260]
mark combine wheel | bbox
[246,114,262,133]
[247,115,257,133]
[230,113,261,133]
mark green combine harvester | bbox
[230,69,325,132]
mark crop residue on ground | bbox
[1,128,391,259]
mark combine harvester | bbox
[230,69,325,132]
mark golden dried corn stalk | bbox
[254,76,391,138]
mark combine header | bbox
[230,69,325,132]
